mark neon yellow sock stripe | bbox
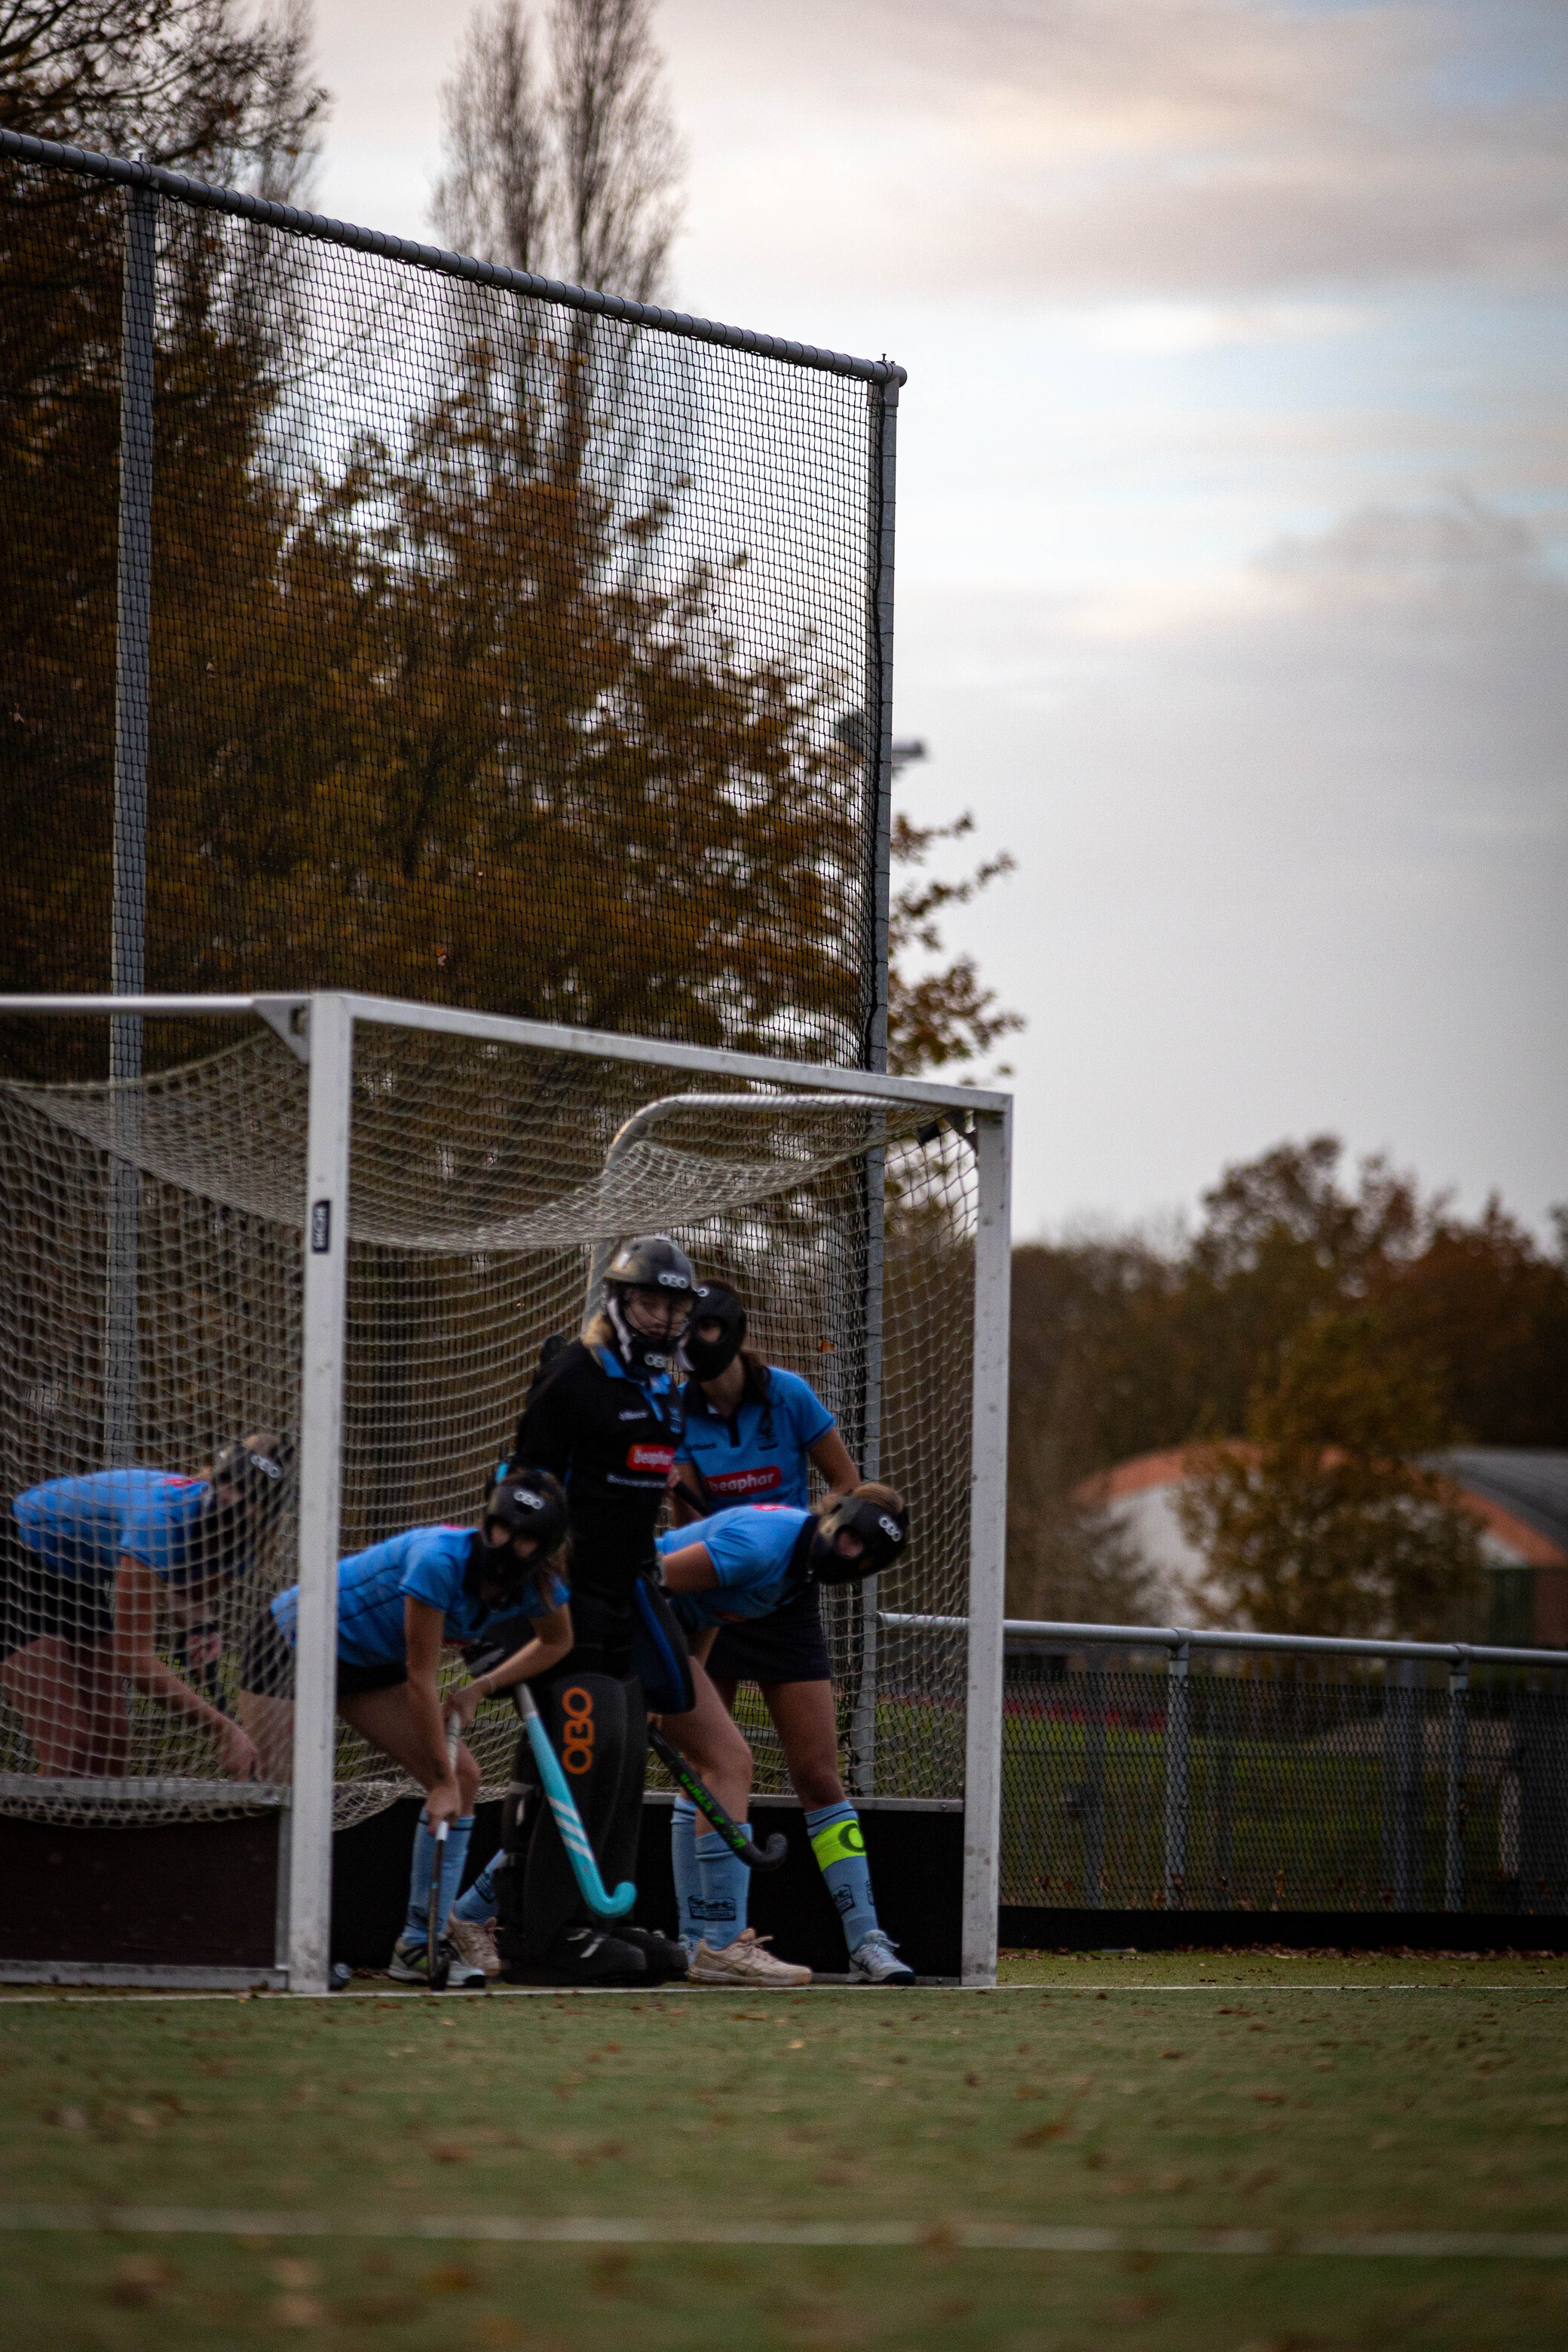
[810,1816,865,1870]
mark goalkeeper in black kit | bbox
[479,1236,761,1986]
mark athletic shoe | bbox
[448,1917,501,1979]
[387,1934,486,1990]
[688,1930,811,1989]
[500,1925,648,1987]
[615,1923,688,1983]
[848,1928,916,1986]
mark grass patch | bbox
[2,1968,1566,2346]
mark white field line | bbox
[0,1983,1564,2004]
[2,2206,1567,2258]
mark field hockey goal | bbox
[0,993,1010,1987]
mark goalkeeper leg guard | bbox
[510,1672,645,1969]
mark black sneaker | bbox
[501,1925,648,1987]
[616,1923,688,1983]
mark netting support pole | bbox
[106,181,157,1464]
[961,1102,1010,1986]
[1444,1656,1468,1913]
[1163,1640,1189,1911]
[850,374,898,1798]
[287,993,353,1993]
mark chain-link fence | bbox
[0,131,901,1088]
[989,1626,1568,1917]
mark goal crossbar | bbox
[0,991,1011,1989]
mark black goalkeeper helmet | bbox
[478,1468,569,1605]
[603,1234,698,1373]
[683,1281,748,1383]
[810,1484,910,1585]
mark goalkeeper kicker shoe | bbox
[615,1923,688,1983]
[848,1928,916,1986]
[501,1926,647,1987]
[387,1934,485,1991]
[447,1917,501,1979]
[688,1930,811,1989]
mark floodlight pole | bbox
[105,180,156,1465]
[287,993,353,1992]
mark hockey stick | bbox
[426,1712,462,1991]
[646,1723,787,1870]
[515,1683,637,1919]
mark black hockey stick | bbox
[647,1723,787,1870]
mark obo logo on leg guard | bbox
[561,1686,596,1775]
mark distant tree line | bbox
[1009,1138,1568,1636]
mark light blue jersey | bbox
[675,1366,834,1510]
[14,1468,219,1584]
[271,1524,568,1670]
[656,1504,813,1632]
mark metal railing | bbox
[882,1615,1568,1917]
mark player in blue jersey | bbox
[655,1483,909,1984]
[0,1435,292,1780]
[670,1282,916,1983]
[237,1469,574,1988]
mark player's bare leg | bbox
[660,1659,808,1986]
[2,1637,100,1775]
[711,1671,913,1985]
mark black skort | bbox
[0,1512,115,1663]
[237,1608,407,1701]
[704,1578,832,1686]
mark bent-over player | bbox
[657,1484,909,1986]
[1,1435,292,1779]
[237,1472,572,1988]
[672,1283,914,1983]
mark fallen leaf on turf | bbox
[1254,2090,1287,2104]
[788,2039,804,2050]
[45,2106,87,2130]
[476,2322,522,2348]
[269,2260,320,2289]
[272,2292,327,2327]
[1107,2292,1170,2323]
[429,2140,470,2162]
[423,2265,478,2292]
[1160,2050,1183,2060]
[920,2222,957,2249]
[964,2072,982,2087]
[335,2291,423,2324]
[1016,2121,1069,2146]
[106,2256,176,2308]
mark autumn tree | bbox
[1175,1309,1486,1639]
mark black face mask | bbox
[683,1285,747,1383]
[606,1289,688,1376]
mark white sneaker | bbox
[688,1929,811,1988]
[448,1916,501,1979]
[849,1928,916,1986]
[387,1934,485,1990]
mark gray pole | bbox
[850,372,899,1796]
[106,180,156,1464]
[1444,1656,1468,1913]
[1164,1639,1190,1909]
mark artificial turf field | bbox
[3,1952,1567,2350]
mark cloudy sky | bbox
[309,0,1568,1242]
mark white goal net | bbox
[0,998,1008,1900]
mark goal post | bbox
[0,991,1010,1989]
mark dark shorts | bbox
[0,1514,113,1664]
[705,1579,832,1687]
[236,1608,407,1701]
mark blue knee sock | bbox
[453,1860,496,1925]
[403,1813,474,1945]
[695,1825,750,1951]
[807,1802,879,1953]
[671,1796,703,1947]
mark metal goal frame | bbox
[0,991,1012,1989]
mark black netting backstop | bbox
[1,133,900,1083]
